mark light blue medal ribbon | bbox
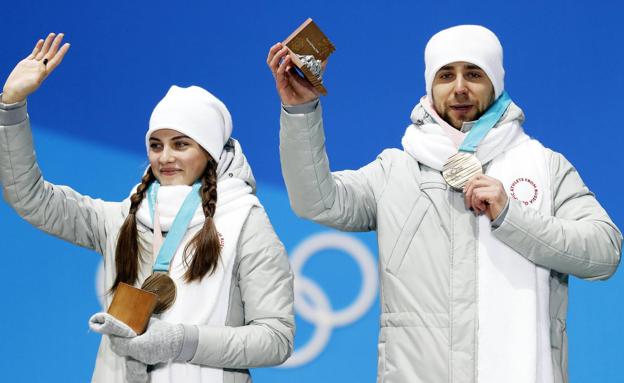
[147,181,202,273]
[458,91,512,153]
[442,91,513,189]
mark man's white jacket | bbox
[279,100,621,383]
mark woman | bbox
[0,33,294,382]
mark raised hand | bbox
[2,33,70,104]
[267,42,320,105]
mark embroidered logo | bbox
[509,177,539,206]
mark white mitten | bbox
[88,312,137,337]
[109,318,184,365]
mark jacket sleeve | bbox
[190,206,295,368]
[0,99,117,254]
[279,102,389,232]
[493,149,622,280]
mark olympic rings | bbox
[281,232,378,368]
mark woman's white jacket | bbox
[0,100,294,382]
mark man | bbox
[267,25,622,383]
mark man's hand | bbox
[2,33,70,104]
[266,42,320,105]
[463,174,508,221]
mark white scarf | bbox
[135,177,260,383]
[402,96,528,171]
[402,99,553,383]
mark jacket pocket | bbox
[386,194,431,274]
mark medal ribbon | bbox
[458,91,512,153]
[147,181,202,273]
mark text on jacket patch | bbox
[509,177,539,205]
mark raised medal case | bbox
[283,18,335,95]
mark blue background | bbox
[1,0,623,381]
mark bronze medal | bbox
[442,152,483,190]
[140,272,177,314]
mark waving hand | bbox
[2,33,70,104]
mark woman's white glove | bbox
[109,318,185,365]
[89,312,137,337]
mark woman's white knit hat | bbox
[425,25,505,100]
[146,85,233,163]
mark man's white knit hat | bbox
[424,25,504,100]
[146,85,233,163]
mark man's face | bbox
[431,61,495,129]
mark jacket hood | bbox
[216,138,256,193]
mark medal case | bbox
[107,282,158,335]
[283,18,335,95]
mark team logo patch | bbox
[509,177,539,206]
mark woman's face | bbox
[148,129,211,186]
